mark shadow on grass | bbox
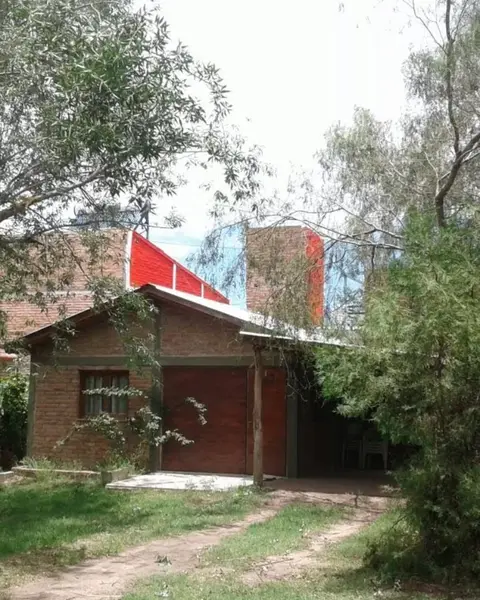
[0,480,154,559]
[320,564,408,599]
[0,478,261,572]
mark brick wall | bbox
[0,230,128,339]
[161,302,252,356]
[31,364,151,466]
[29,300,254,466]
[246,226,325,325]
[1,228,230,343]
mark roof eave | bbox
[19,284,249,348]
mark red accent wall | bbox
[203,286,229,303]
[129,232,229,304]
[175,265,202,295]
[305,229,325,325]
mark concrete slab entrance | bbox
[106,471,259,491]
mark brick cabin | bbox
[19,226,327,477]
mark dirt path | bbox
[8,492,387,600]
[8,494,289,600]
[240,507,380,586]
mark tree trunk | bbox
[253,344,264,487]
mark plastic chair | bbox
[361,439,388,471]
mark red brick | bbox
[246,226,325,325]
[29,300,288,475]
[162,367,248,474]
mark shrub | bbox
[58,405,204,472]
[0,374,28,470]
[319,220,480,583]
[364,460,480,583]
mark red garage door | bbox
[162,367,248,474]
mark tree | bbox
[0,0,264,340]
[0,372,28,469]
[315,0,480,582]
[195,0,480,580]
[197,0,480,324]
[320,216,480,581]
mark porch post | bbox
[253,343,264,487]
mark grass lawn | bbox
[201,502,345,570]
[0,477,262,588]
[124,510,450,600]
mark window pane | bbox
[82,372,128,416]
[84,374,103,415]
[110,374,128,414]
[111,394,127,414]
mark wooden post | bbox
[253,344,264,487]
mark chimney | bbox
[245,226,325,325]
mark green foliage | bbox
[0,0,266,341]
[20,456,84,471]
[58,402,206,470]
[319,216,480,581]
[201,503,345,570]
[0,373,28,469]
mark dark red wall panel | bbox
[162,367,248,474]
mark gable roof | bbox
[19,284,261,346]
[19,283,344,348]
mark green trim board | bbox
[34,354,283,367]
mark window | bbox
[80,371,129,416]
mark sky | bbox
[142,0,430,291]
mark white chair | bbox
[361,439,388,471]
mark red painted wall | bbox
[305,229,325,325]
[129,232,229,304]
